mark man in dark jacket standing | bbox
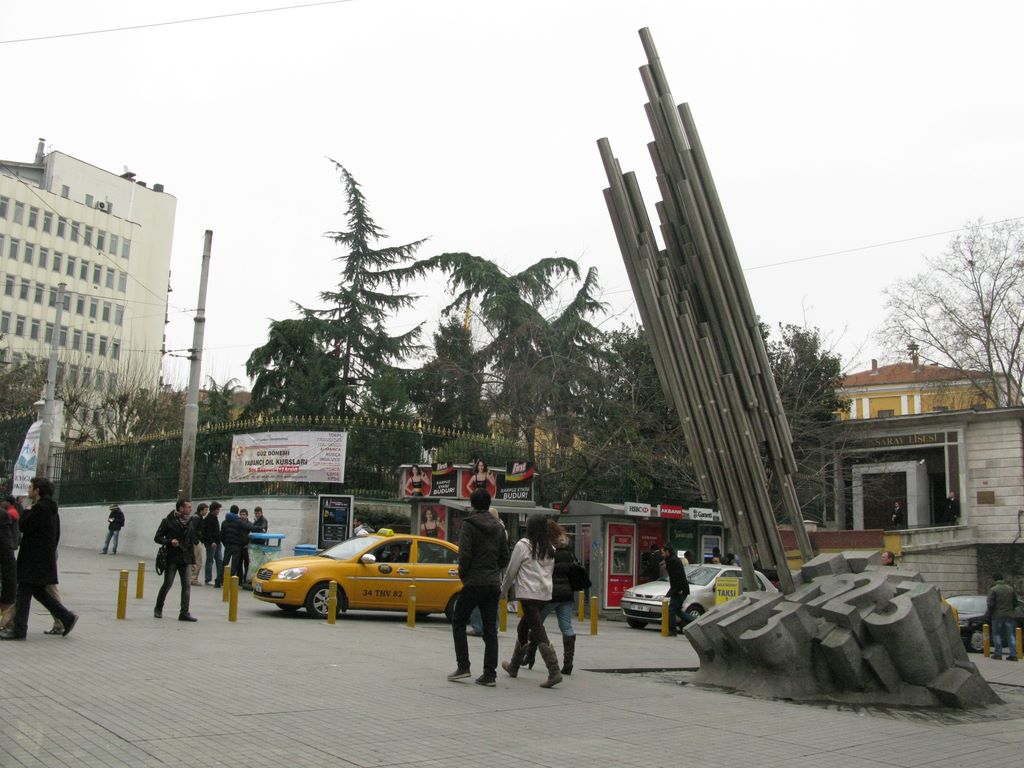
[221,505,256,582]
[203,501,224,587]
[987,574,1018,661]
[0,476,78,640]
[662,545,691,636]
[449,489,509,686]
[100,503,125,555]
[154,499,198,621]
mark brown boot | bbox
[524,637,539,669]
[538,642,563,688]
[561,634,576,675]
[501,641,526,678]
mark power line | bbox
[745,216,1024,271]
[0,0,357,45]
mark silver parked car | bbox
[620,564,778,629]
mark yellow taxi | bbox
[252,530,463,620]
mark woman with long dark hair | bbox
[500,513,561,688]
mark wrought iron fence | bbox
[0,412,697,508]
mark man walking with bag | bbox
[154,499,198,622]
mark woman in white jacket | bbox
[500,513,562,688]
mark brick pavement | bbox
[1,546,1023,767]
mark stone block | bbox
[927,667,1002,708]
[800,553,851,580]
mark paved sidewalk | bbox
[1,546,1023,767]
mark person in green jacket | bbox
[987,574,1019,660]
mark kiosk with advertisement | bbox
[562,499,732,616]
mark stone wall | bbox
[965,417,1024,540]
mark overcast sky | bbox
[3,1,1021,388]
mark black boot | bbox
[561,634,576,675]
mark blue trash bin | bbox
[293,544,318,557]
[249,533,285,575]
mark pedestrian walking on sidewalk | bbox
[0,495,21,628]
[0,477,78,640]
[501,514,562,688]
[522,520,580,675]
[663,545,692,636]
[100,504,125,555]
[154,499,198,622]
[448,489,509,687]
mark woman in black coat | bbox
[0,477,78,640]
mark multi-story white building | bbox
[0,139,176,430]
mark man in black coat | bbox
[448,489,509,686]
[100,503,125,555]
[0,477,78,640]
[203,501,224,587]
[154,499,198,621]
[661,545,692,636]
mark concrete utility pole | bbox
[178,230,213,499]
[36,282,66,478]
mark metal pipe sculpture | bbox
[598,29,997,707]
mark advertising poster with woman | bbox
[402,464,432,498]
[418,505,447,540]
[462,458,498,497]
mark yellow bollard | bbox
[228,576,239,622]
[983,623,991,656]
[407,584,417,628]
[590,595,599,635]
[327,581,337,625]
[1017,626,1023,660]
[661,598,670,636]
[222,565,231,602]
[577,591,585,621]
[116,569,129,619]
[136,561,145,599]
[499,598,508,633]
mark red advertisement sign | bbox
[658,504,684,519]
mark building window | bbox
[80,260,89,281]
[85,194,94,207]
[56,217,66,238]
[95,370,104,390]
[34,283,44,304]
[61,185,70,199]
[877,409,895,418]
[42,211,53,233]
[114,305,124,325]
[122,238,131,259]
[101,302,111,322]
[99,336,108,356]
[8,238,19,260]
[3,276,13,296]
[109,233,118,255]
[75,294,85,315]
[38,247,48,269]
[109,372,118,390]
[13,202,24,224]
[82,368,92,387]
[89,298,98,319]
[14,316,25,336]
[68,365,78,385]
[58,327,67,347]
[84,225,93,246]
[111,340,120,360]
[70,222,80,242]
[0,196,7,218]
[66,255,76,277]
[0,312,9,333]
[23,243,33,264]
[72,330,82,350]
[19,279,29,300]
[0,234,4,255]
[85,333,95,353]
[52,252,62,272]
[28,207,39,228]
[97,230,105,251]
[117,271,127,292]
[48,287,57,307]
[63,292,70,311]
[44,322,53,343]
[93,264,102,285]
[104,267,114,289]
[29,319,40,340]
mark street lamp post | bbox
[37,282,66,478]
